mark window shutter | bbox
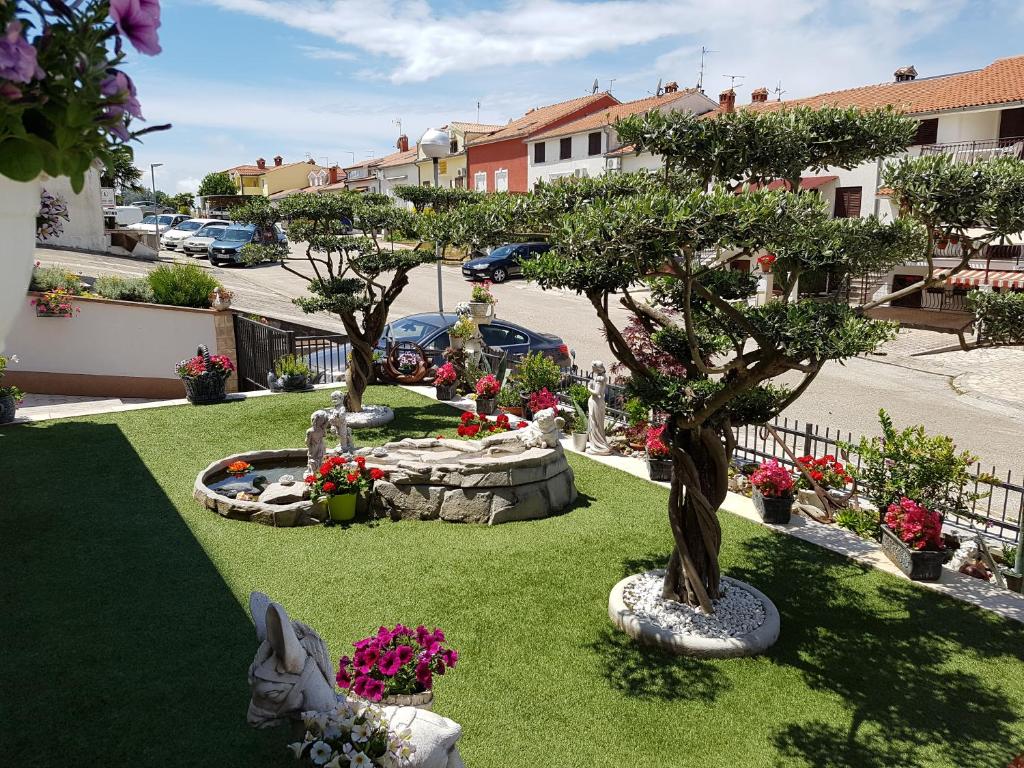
[588,132,602,155]
[833,186,862,218]
[912,118,938,145]
[560,137,572,160]
[534,142,545,163]
[999,107,1024,140]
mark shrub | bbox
[30,263,81,294]
[834,507,879,539]
[93,274,154,303]
[512,351,562,394]
[147,263,221,308]
[273,354,312,378]
[967,290,1024,345]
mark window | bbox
[912,118,938,145]
[534,142,546,163]
[474,171,487,192]
[494,168,508,192]
[480,324,529,347]
[450,138,459,154]
[588,131,602,156]
[559,137,572,160]
[999,107,1024,140]
[833,186,863,218]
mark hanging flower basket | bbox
[176,345,234,405]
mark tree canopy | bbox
[197,171,238,197]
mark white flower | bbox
[325,758,343,768]
[309,740,333,765]
[351,722,371,743]
[8,355,18,363]
[287,742,305,758]
[324,723,343,740]
[350,752,372,767]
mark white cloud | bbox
[176,177,200,193]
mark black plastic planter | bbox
[752,489,793,524]
[476,396,497,415]
[435,383,456,401]
[879,525,947,581]
[647,457,672,482]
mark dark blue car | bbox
[208,223,288,266]
[461,242,551,283]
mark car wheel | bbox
[209,257,221,267]
[491,267,508,283]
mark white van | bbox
[112,206,144,227]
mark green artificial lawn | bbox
[1,386,1022,768]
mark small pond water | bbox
[207,461,307,497]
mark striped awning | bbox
[947,269,1024,288]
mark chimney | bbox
[256,157,266,170]
[894,65,917,83]
[751,87,769,103]
[718,88,736,113]
[396,134,409,152]
[273,155,283,166]
[328,165,341,185]
[663,80,679,94]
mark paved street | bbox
[35,246,1024,472]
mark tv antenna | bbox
[773,81,786,101]
[723,73,744,91]
[393,117,402,135]
[476,100,481,122]
[608,77,617,91]
[696,46,717,92]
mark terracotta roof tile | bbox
[376,147,419,168]
[468,93,620,146]
[226,160,319,176]
[708,55,1024,117]
[448,121,506,134]
[531,90,711,141]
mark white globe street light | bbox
[418,128,451,314]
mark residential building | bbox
[343,156,384,193]
[267,166,346,201]
[527,82,717,187]
[415,122,504,189]
[467,93,619,193]
[375,135,420,203]
[225,156,327,197]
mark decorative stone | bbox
[345,404,395,429]
[258,482,309,506]
[439,489,492,523]
[488,486,548,525]
[373,481,444,521]
[608,571,781,658]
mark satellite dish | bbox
[591,78,599,94]
[655,78,664,96]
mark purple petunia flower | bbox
[394,645,414,665]
[362,677,385,701]
[377,649,402,677]
[101,70,143,119]
[0,21,44,84]
[108,0,162,56]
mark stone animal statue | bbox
[482,407,564,452]
[247,593,465,768]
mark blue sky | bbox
[128,0,1024,194]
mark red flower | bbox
[355,455,366,467]
[369,468,385,480]
[322,481,336,493]
[436,435,444,439]
[304,475,314,484]
[460,411,474,423]
[346,473,359,483]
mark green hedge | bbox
[147,263,221,309]
[93,274,155,303]
[966,290,1024,345]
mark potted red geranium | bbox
[434,362,457,401]
[336,624,458,710]
[455,411,526,439]
[749,459,795,524]
[880,497,948,581]
[175,345,234,404]
[645,424,672,481]
[306,454,385,523]
[756,253,777,273]
[794,453,853,511]
[525,387,558,420]
[475,374,500,415]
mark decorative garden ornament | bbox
[329,390,355,454]
[246,592,466,767]
[586,361,612,455]
[305,410,330,476]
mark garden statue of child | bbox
[586,360,612,455]
[306,410,330,476]
[329,390,355,455]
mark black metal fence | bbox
[234,315,347,391]
[731,416,1022,544]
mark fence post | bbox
[802,423,814,458]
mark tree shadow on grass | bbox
[729,532,1024,768]
[0,422,284,767]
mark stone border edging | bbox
[608,572,781,658]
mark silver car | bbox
[182,223,230,256]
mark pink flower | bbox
[378,649,402,677]
[108,0,163,56]
[0,21,44,85]
[362,677,385,701]
[441,649,458,668]
[101,70,144,119]
[415,659,433,689]
[335,665,352,689]
[395,645,414,665]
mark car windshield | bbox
[487,245,516,259]
[385,317,442,344]
[176,220,203,231]
[221,227,253,241]
[198,227,226,239]
[155,215,177,225]
[141,215,156,224]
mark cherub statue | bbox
[306,410,330,476]
[328,390,355,455]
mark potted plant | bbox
[434,362,458,400]
[468,281,496,323]
[0,1,167,347]
[879,497,948,581]
[568,383,589,451]
[475,374,500,415]
[335,623,458,710]
[756,252,777,273]
[794,453,853,511]
[512,351,562,415]
[749,459,796,524]
[287,701,413,767]
[623,397,649,451]
[0,354,24,425]
[306,454,385,523]
[209,287,233,311]
[273,354,314,391]
[1001,544,1022,593]
[448,316,474,350]
[175,345,234,405]
[645,424,672,481]
[456,411,526,439]
[526,387,558,420]
[497,383,523,416]
[30,288,79,317]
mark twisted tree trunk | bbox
[662,426,729,612]
[344,334,374,413]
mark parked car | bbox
[109,205,143,227]
[208,223,288,266]
[462,242,551,283]
[182,224,230,256]
[160,218,230,251]
[126,213,190,234]
[130,200,173,215]
[302,312,572,380]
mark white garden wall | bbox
[37,169,106,252]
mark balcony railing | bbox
[920,136,1024,163]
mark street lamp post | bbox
[150,162,163,247]
[418,128,451,314]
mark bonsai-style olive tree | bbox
[448,106,1024,612]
